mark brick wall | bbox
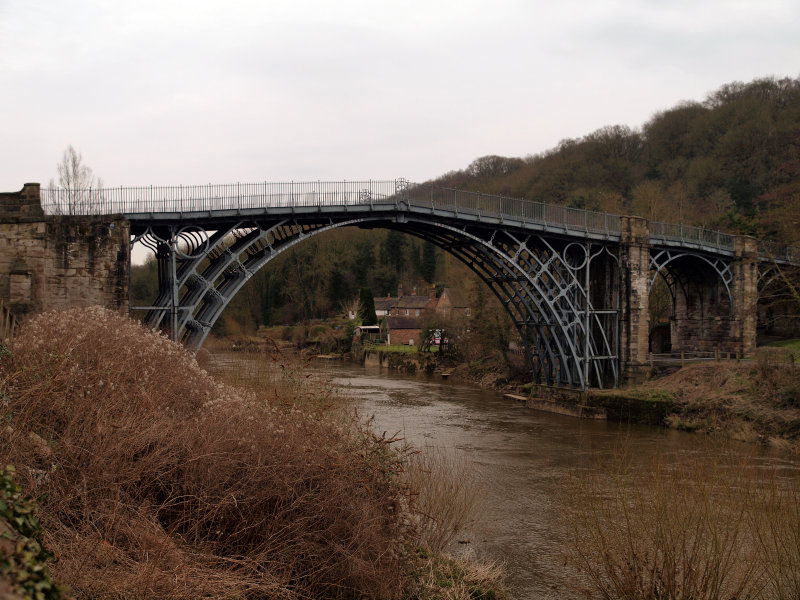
[387,328,421,346]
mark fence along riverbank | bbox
[0,299,17,343]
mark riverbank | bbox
[414,344,800,453]
[0,310,506,600]
[407,348,800,454]
[319,351,800,599]
[588,358,800,452]
[210,330,800,453]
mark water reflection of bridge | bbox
[18,180,800,389]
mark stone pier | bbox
[619,215,651,380]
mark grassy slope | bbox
[591,356,800,452]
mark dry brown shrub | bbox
[755,349,800,408]
[749,469,800,600]
[562,448,769,600]
[402,446,483,553]
[0,307,408,599]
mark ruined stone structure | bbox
[0,181,776,388]
[0,184,129,321]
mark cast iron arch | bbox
[133,215,620,388]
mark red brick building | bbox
[368,286,471,346]
[384,316,422,346]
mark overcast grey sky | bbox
[1,0,798,191]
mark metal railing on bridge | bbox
[38,180,799,263]
[39,180,400,215]
[649,221,736,252]
[40,180,627,238]
[407,185,623,237]
[756,240,800,265]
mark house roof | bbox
[395,295,434,309]
[373,297,394,311]
[440,288,469,308]
[385,316,421,330]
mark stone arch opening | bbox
[757,264,800,340]
[649,252,735,355]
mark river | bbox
[212,354,799,600]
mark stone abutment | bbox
[0,184,129,323]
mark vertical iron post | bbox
[170,230,179,342]
[584,242,591,389]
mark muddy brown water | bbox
[214,354,799,599]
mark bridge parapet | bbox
[757,239,800,265]
[649,220,736,253]
[39,180,800,263]
[40,180,404,215]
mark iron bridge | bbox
[40,180,799,390]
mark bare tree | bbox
[758,259,800,337]
[340,296,360,320]
[48,145,103,215]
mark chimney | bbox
[412,287,417,295]
[398,284,404,297]
[429,286,436,299]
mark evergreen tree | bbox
[254,271,280,325]
[328,268,349,309]
[357,287,378,325]
[421,240,437,283]
[130,257,159,307]
[372,268,398,297]
[352,240,375,286]
[379,230,408,274]
[410,239,422,275]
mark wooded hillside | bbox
[433,76,800,242]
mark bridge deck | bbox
[38,180,800,264]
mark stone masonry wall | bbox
[670,269,737,354]
[668,236,757,356]
[671,317,743,354]
[1,184,129,322]
[732,236,758,354]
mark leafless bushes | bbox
[0,307,408,599]
[402,446,484,553]
[563,449,800,600]
[754,474,800,600]
[211,352,486,557]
